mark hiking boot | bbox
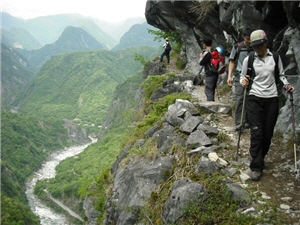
[251,171,262,181]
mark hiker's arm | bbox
[240,57,249,87]
[278,56,294,92]
[199,51,211,66]
[227,60,235,86]
[227,46,237,86]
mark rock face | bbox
[105,156,174,224]
[104,95,247,224]
[145,0,300,137]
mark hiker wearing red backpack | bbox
[227,28,253,131]
[240,30,294,181]
[199,38,225,101]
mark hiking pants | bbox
[246,95,279,172]
[234,73,248,126]
[160,50,170,64]
[205,74,218,101]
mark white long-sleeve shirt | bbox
[240,49,289,98]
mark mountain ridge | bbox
[23,26,105,68]
[1,12,145,48]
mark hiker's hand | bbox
[284,84,294,93]
[227,76,233,86]
[199,49,206,58]
[241,75,250,87]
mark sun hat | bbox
[250,29,268,47]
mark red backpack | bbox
[210,48,226,74]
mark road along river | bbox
[25,138,97,225]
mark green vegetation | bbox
[14,46,156,133]
[1,194,40,225]
[1,44,36,109]
[1,110,74,225]
[112,22,161,51]
[33,72,144,219]
[148,29,182,53]
[2,20,294,224]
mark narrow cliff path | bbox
[164,60,300,222]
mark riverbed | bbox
[25,138,96,225]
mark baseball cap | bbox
[250,30,268,47]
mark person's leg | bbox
[160,51,166,62]
[262,97,279,158]
[247,95,265,172]
[166,52,170,64]
[205,75,218,101]
[234,74,244,126]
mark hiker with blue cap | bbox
[240,29,294,181]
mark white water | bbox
[25,138,97,225]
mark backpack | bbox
[236,42,253,61]
[247,51,282,91]
[166,42,172,52]
[209,48,226,74]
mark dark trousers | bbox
[234,74,248,126]
[160,51,170,63]
[205,74,218,101]
[247,95,279,172]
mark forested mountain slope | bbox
[20,26,105,68]
[33,73,144,223]
[13,46,156,133]
[1,27,42,50]
[1,110,88,225]
[112,22,161,51]
[1,43,36,109]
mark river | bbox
[25,138,97,225]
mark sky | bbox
[1,0,147,23]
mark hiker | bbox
[240,29,294,181]
[160,37,171,64]
[199,38,218,101]
[227,28,253,131]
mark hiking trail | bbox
[164,59,300,222]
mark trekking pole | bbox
[236,86,247,158]
[289,92,299,178]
